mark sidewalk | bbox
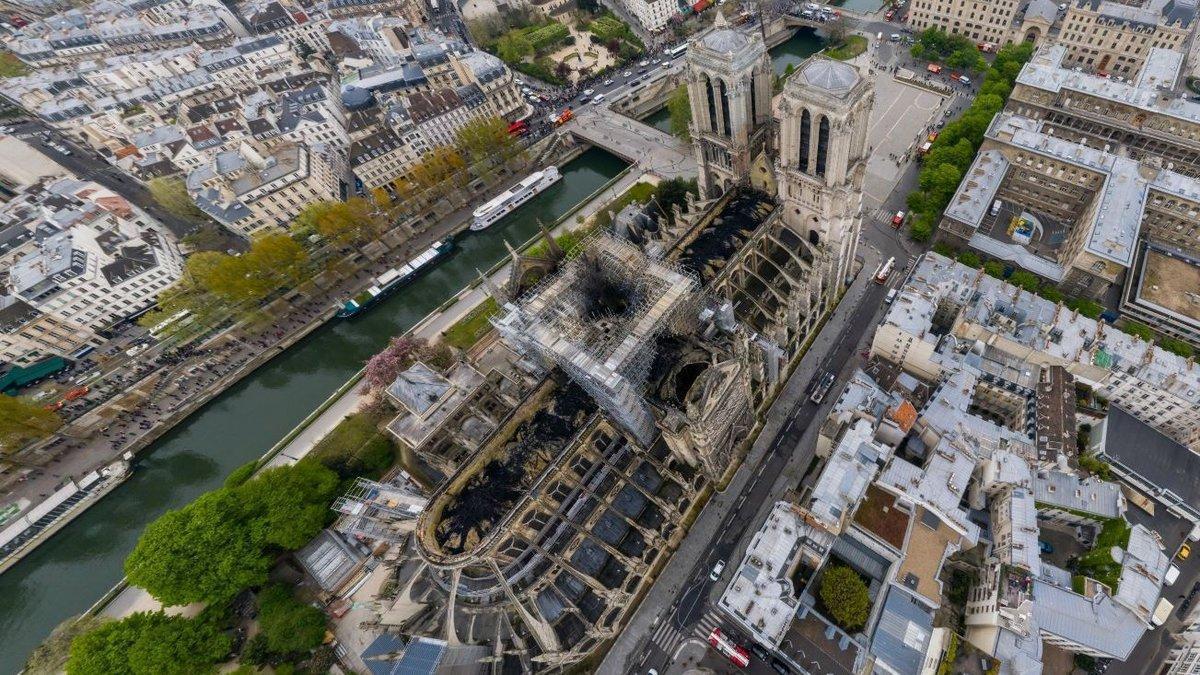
[598,244,884,674]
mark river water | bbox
[1,30,828,671]
[0,149,627,673]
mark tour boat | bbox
[336,237,455,319]
[470,166,562,231]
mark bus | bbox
[874,257,896,284]
[507,120,529,136]
[148,309,192,340]
[666,43,688,58]
[707,628,750,668]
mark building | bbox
[621,0,677,33]
[906,0,1023,45]
[871,252,1200,449]
[2,178,183,333]
[187,141,345,236]
[685,13,775,200]
[1056,0,1195,77]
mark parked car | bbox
[1180,543,1191,560]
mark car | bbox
[891,210,906,226]
[751,644,771,662]
[593,94,606,103]
[638,67,647,74]
[647,670,658,675]
[710,559,726,581]
[944,108,953,118]
[1167,564,1181,586]
[1038,540,1054,554]
[623,70,633,77]
[770,658,793,675]
[578,97,589,104]
[639,60,649,67]
[604,78,614,86]
[884,289,898,305]
[1180,544,1192,561]
[583,88,595,96]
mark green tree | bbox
[909,42,926,59]
[224,460,258,489]
[147,177,208,222]
[1120,321,1154,342]
[1066,297,1104,319]
[1,394,63,452]
[983,261,1006,278]
[0,51,28,78]
[1159,336,1195,358]
[125,489,270,606]
[819,566,870,631]
[257,585,327,655]
[667,85,692,143]
[496,32,533,63]
[918,162,963,210]
[1037,283,1064,303]
[956,250,981,268]
[653,177,699,224]
[238,462,339,549]
[1008,270,1040,293]
[66,612,230,675]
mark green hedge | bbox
[524,22,570,50]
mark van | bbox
[959,75,971,85]
[991,199,1002,216]
[1153,598,1175,626]
[885,289,898,304]
[1167,564,1181,586]
[592,94,605,104]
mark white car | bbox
[583,88,595,96]
[639,60,649,67]
[710,560,726,581]
[604,78,614,86]
[593,94,606,104]
[1167,564,1181,586]
[623,70,633,77]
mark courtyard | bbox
[862,73,945,210]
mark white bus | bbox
[666,43,688,58]
[148,310,192,340]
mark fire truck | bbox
[707,627,751,668]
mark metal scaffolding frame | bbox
[492,233,701,445]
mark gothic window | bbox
[719,79,732,138]
[705,76,717,134]
[816,115,830,177]
[799,108,811,172]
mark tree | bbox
[455,117,520,169]
[556,60,572,80]
[983,260,1006,278]
[293,199,384,247]
[1159,336,1195,358]
[1008,270,1041,293]
[66,612,230,675]
[1121,321,1154,342]
[237,462,339,549]
[496,32,533,63]
[125,489,271,606]
[257,585,328,655]
[819,566,870,631]
[364,336,424,390]
[147,177,208,222]
[824,16,848,46]
[667,85,691,143]
[652,177,699,225]
[1066,297,1103,319]
[224,460,258,489]
[1037,283,1064,303]
[956,250,980,268]
[1,394,63,452]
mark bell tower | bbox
[685,14,774,199]
[776,57,874,288]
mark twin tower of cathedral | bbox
[684,14,875,287]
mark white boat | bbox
[471,166,562,231]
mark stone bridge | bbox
[565,106,696,180]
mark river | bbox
[2,29,829,671]
[0,148,628,673]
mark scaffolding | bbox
[333,476,428,544]
[492,233,701,445]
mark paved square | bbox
[862,74,945,209]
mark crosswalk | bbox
[648,609,726,655]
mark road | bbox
[6,118,206,240]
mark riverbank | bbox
[85,162,643,626]
[0,148,630,674]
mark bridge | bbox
[566,107,696,180]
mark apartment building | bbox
[1,178,184,333]
[187,141,345,236]
[871,252,1200,450]
[621,0,677,33]
[907,0,1022,44]
[1056,0,1195,77]
[0,296,103,365]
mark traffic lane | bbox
[674,280,893,628]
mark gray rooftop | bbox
[870,585,935,675]
[799,58,860,93]
[1031,470,1124,519]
